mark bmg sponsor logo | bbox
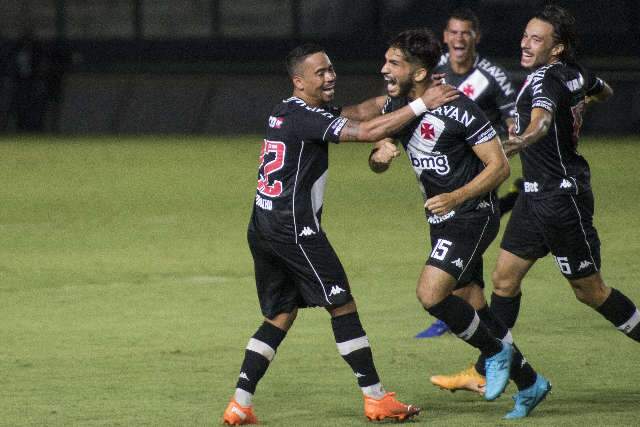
[409,151,450,175]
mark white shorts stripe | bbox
[617,309,640,334]
[247,338,276,362]
[457,312,480,341]
[336,336,370,356]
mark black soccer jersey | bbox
[435,54,516,131]
[383,95,498,224]
[513,61,604,198]
[248,97,348,243]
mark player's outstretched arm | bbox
[341,83,459,122]
[339,87,459,143]
[425,137,510,216]
[502,108,551,157]
[368,138,399,174]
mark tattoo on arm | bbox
[339,120,361,142]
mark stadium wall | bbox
[54,71,640,135]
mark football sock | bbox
[234,321,287,406]
[490,292,522,329]
[427,295,502,357]
[596,288,640,342]
[331,312,384,398]
[475,305,537,390]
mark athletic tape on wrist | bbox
[409,98,427,116]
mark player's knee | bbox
[491,269,520,297]
[415,282,440,309]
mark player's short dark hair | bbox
[389,29,441,74]
[286,43,325,77]
[534,4,577,62]
[448,8,480,34]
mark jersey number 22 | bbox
[257,140,286,197]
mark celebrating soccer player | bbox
[221,44,458,425]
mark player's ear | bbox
[292,75,305,91]
[551,43,565,59]
[474,30,481,44]
[413,68,428,84]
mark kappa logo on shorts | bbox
[578,260,593,271]
[560,179,573,189]
[298,226,316,237]
[329,285,346,296]
[239,372,250,381]
[354,372,366,378]
[451,258,464,269]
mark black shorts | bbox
[500,191,601,279]
[427,213,499,289]
[247,231,353,319]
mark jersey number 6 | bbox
[257,140,286,197]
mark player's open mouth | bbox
[384,75,398,93]
[322,85,335,95]
[521,51,533,62]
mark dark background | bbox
[1,0,638,135]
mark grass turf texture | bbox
[1,135,638,426]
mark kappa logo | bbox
[578,260,593,271]
[451,258,464,269]
[560,179,573,189]
[329,285,346,296]
[239,372,249,381]
[298,226,316,237]
[354,372,366,378]
[476,200,491,210]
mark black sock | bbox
[331,312,380,387]
[596,288,640,342]
[490,292,522,329]
[427,295,502,357]
[475,306,537,390]
[235,322,287,394]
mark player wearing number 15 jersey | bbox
[222,43,460,425]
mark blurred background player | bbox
[222,43,458,425]
[431,5,639,415]
[416,8,524,339]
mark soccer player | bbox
[432,4,640,415]
[498,4,640,344]
[221,44,459,425]
[417,8,522,339]
[359,28,549,419]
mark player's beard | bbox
[386,75,413,98]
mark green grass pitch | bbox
[1,135,639,426]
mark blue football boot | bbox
[504,374,551,419]
[484,342,513,401]
[415,319,450,338]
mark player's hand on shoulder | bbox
[424,192,460,216]
[421,83,459,110]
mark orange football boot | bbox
[222,399,258,425]
[364,392,421,422]
[430,365,486,394]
